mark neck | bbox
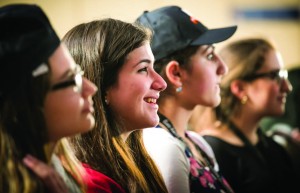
[229,109,262,144]
[189,105,217,133]
[120,130,133,141]
[159,98,193,138]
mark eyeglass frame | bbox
[50,64,84,93]
[242,69,288,85]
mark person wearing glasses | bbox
[0,4,97,193]
[63,18,168,193]
[198,38,299,193]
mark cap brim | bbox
[191,25,237,45]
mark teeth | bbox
[146,98,156,103]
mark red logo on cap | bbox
[190,16,199,24]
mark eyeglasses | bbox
[242,69,288,85]
[51,64,84,93]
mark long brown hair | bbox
[63,18,168,193]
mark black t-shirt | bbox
[204,134,299,193]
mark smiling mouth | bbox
[145,98,157,104]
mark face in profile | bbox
[106,43,167,131]
[179,45,228,108]
[245,50,292,117]
[44,44,97,141]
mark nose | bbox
[280,78,293,94]
[82,77,98,97]
[216,54,228,75]
[151,71,167,91]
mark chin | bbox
[146,116,159,128]
[207,98,221,108]
[268,109,284,117]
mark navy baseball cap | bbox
[0,4,60,93]
[136,6,237,61]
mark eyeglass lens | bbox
[51,64,83,93]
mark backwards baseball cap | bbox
[136,6,237,61]
[0,4,60,93]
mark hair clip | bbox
[32,63,49,77]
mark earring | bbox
[241,95,248,105]
[176,86,182,93]
[104,97,109,105]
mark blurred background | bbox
[1,0,299,69]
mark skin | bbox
[159,45,228,137]
[44,44,97,141]
[106,43,167,138]
[244,50,292,119]
[146,44,228,193]
[178,45,227,109]
[23,44,97,192]
[23,155,69,193]
[203,49,293,145]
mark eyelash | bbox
[138,67,148,73]
[207,53,215,61]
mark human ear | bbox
[165,61,182,87]
[230,79,248,100]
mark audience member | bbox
[63,18,168,193]
[0,4,97,193]
[136,5,237,193]
[260,66,300,181]
[201,38,299,193]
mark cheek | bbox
[115,78,148,102]
[44,94,81,141]
[249,84,277,106]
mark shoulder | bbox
[143,127,174,140]
[143,127,186,155]
[84,164,126,193]
[203,134,231,147]
[142,127,189,171]
[143,128,190,192]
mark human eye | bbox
[270,73,279,80]
[207,53,215,61]
[138,67,148,73]
[51,66,83,92]
[51,78,76,91]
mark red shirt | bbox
[84,164,126,193]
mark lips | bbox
[83,106,94,113]
[83,101,94,113]
[278,96,286,104]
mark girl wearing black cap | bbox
[0,4,97,193]
[136,5,237,193]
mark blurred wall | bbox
[1,0,299,69]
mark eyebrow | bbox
[206,45,215,52]
[57,68,74,81]
[200,45,215,54]
[133,59,152,68]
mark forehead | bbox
[124,43,153,66]
[48,45,75,81]
[258,50,284,72]
[197,45,214,53]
